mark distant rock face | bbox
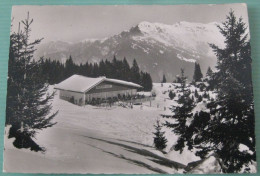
[35,21,225,82]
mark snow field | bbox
[4,82,216,173]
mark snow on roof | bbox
[54,75,104,93]
[105,78,142,89]
[54,74,142,93]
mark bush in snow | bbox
[199,85,204,92]
[169,90,175,100]
[203,92,209,99]
[151,90,157,97]
[197,95,203,103]
[153,120,167,151]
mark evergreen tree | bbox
[64,55,75,78]
[189,10,256,173]
[122,57,131,81]
[98,59,106,76]
[193,62,203,82]
[206,66,213,77]
[6,13,57,152]
[130,59,140,84]
[39,56,153,91]
[205,66,215,90]
[112,55,120,78]
[140,72,153,91]
[92,63,99,77]
[162,74,167,83]
[153,120,168,151]
[164,69,194,152]
[194,89,199,98]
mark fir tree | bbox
[162,74,167,83]
[140,72,153,91]
[122,57,131,81]
[39,56,153,91]
[205,66,215,90]
[98,59,106,76]
[164,69,194,152]
[193,62,203,82]
[153,120,168,151]
[92,63,99,77]
[189,10,256,173]
[64,55,75,78]
[6,13,58,152]
[206,66,213,77]
[194,89,199,98]
[130,59,141,84]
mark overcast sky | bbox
[11,4,249,43]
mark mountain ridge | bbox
[35,21,224,82]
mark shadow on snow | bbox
[80,135,185,174]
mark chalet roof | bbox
[54,74,142,93]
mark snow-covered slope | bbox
[5,82,256,174]
[4,83,201,174]
[35,21,225,82]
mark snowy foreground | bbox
[4,83,229,174]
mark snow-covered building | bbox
[54,74,142,106]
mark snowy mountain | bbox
[35,21,225,82]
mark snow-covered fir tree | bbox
[153,120,167,151]
[188,10,256,173]
[164,69,195,152]
[6,13,58,152]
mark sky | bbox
[11,4,249,43]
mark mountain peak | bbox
[135,21,220,37]
[137,21,168,34]
[35,21,225,82]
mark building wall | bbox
[87,81,136,93]
[85,81,138,102]
[59,90,84,105]
[58,81,139,105]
